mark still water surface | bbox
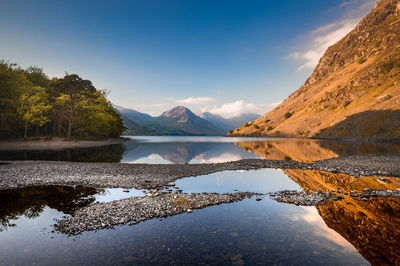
[1,136,400,265]
[2,136,400,163]
[0,169,372,265]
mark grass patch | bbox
[173,197,190,207]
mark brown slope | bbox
[228,0,400,139]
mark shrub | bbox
[267,126,274,131]
[380,59,395,74]
[283,155,292,161]
[284,112,292,119]
[342,101,351,107]
[253,125,260,129]
[357,57,366,64]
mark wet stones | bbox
[2,154,400,190]
[56,192,257,235]
[269,190,332,206]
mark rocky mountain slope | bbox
[229,0,400,139]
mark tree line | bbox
[0,60,124,139]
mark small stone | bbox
[337,195,345,200]
[186,209,192,213]
[255,198,262,201]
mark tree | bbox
[0,61,124,139]
[0,61,30,138]
[18,86,51,138]
[51,74,96,138]
[24,66,50,88]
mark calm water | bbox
[1,136,400,265]
[2,136,400,163]
[0,169,372,265]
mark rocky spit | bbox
[269,188,400,206]
[269,190,333,206]
[1,154,400,190]
[56,192,258,235]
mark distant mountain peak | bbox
[161,106,193,123]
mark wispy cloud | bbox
[176,97,216,105]
[137,103,167,107]
[201,100,280,118]
[288,0,375,71]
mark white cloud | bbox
[137,103,167,107]
[176,97,216,105]
[201,100,280,118]
[289,0,375,71]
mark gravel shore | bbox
[56,192,257,235]
[1,155,400,190]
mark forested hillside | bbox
[0,60,124,139]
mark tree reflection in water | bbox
[0,185,101,231]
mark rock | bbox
[255,198,262,201]
[56,192,256,235]
[337,195,345,200]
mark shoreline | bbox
[1,155,400,190]
[0,137,125,150]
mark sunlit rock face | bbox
[229,0,400,139]
[283,169,400,265]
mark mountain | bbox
[198,112,260,133]
[229,0,400,139]
[112,104,152,121]
[114,105,225,136]
[112,105,158,135]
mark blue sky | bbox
[0,0,375,117]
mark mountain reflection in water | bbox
[1,136,400,163]
[0,169,399,264]
[284,169,400,265]
[123,137,400,163]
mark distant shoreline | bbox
[0,137,125,151]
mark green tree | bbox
[0,61,30,138]
[51,74,96,138]
[18,86,51,138]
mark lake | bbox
[2,135,400,163]
[1,136,400,265]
